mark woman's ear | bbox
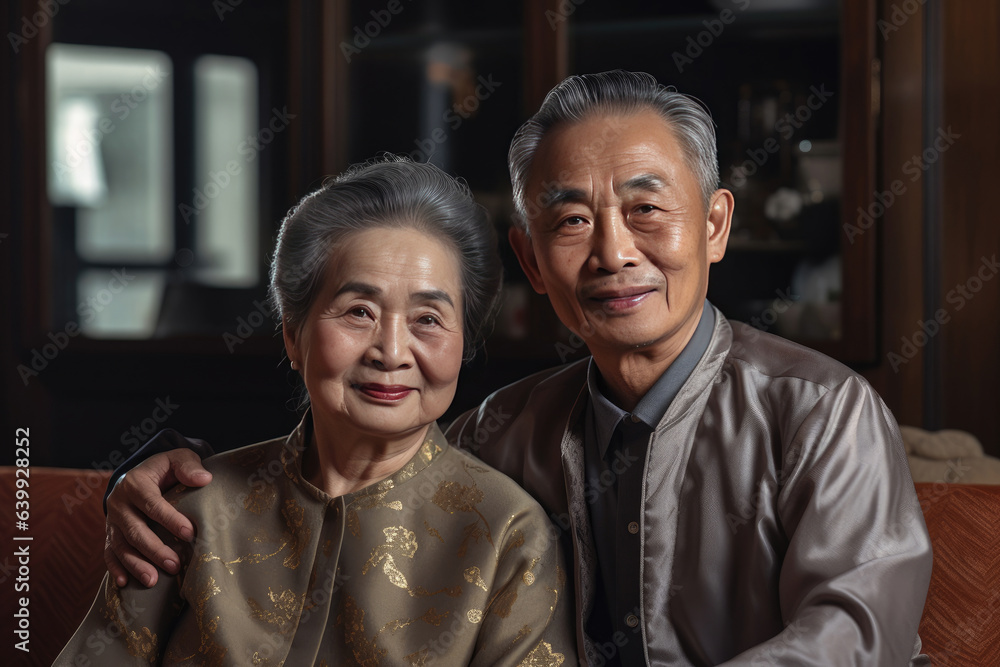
[282,318,301,370]
[706,188,734,264]
[509,226,547,295]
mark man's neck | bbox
[589,316,704,412]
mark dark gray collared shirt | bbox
[583,300,715,664]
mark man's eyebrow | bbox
[539,174,667,209]
[412,289,455,308]
[619,173,667,192]
[540,186,587,209]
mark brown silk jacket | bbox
[55,421,575,666]
[447,307,933,666]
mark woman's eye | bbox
[350,307,371,319]
[417,315,440,326]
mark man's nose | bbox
[366,316,414,370]
[588,208,640,273]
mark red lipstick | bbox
[356,383,414,401]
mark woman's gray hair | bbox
[508,70,719,229]
[269,156,502,362]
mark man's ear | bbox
[508,226,548,295]
[706,188,734,264]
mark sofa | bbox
[1,467,112,667]
[913,482,1000,664]
[1,467,997,666]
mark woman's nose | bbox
[367,316,414,370]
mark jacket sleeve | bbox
[470,506,578,667]
[103,429,215,513]
[52,569,184,666]
[723,376,933,666]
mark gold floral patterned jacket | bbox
[54,417,575,666]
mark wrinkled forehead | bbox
[526,111,691,197]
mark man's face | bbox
[511,110,732,360]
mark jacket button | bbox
[625,614,639,628]
[627,521,639,534]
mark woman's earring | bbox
[290,361,298,370]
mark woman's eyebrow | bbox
[334,282,455,308]
[334,281,381,298]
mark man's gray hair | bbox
[508,70,719,229]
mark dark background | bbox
[2,0,998,468]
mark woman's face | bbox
[284,226,465,441]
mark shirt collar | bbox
[586,300,716,459]
[287,408,447,503]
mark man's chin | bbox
[582,319,695,354]
[563,307,674,347]
[585,328,665,353]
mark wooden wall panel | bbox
[523,0,567,113]
[861,0,925,427]
[939,1,1000,455]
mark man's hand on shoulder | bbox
[104,449,212,588]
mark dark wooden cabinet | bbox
[4,0,997,464]
[313,1,884,424]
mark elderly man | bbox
[105,71,932,665]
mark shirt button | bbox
[630,413,641,423]
[627,521,639,534]
[625,614,639,628]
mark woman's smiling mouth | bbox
[355,383,415,401]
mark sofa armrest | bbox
[915,482,1000,665]
[0,466,112,667]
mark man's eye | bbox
[635,205,657,214]
[417,315,440,326]
[561,216,587,227]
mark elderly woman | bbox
[55,158,574,666]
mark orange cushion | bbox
[915,482,1000,665]
[0,467,111,667]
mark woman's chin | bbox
[316,407,433,442]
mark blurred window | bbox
[46,45,262,338]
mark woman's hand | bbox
[104,449,212,588]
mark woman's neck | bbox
[303,415,431,498]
